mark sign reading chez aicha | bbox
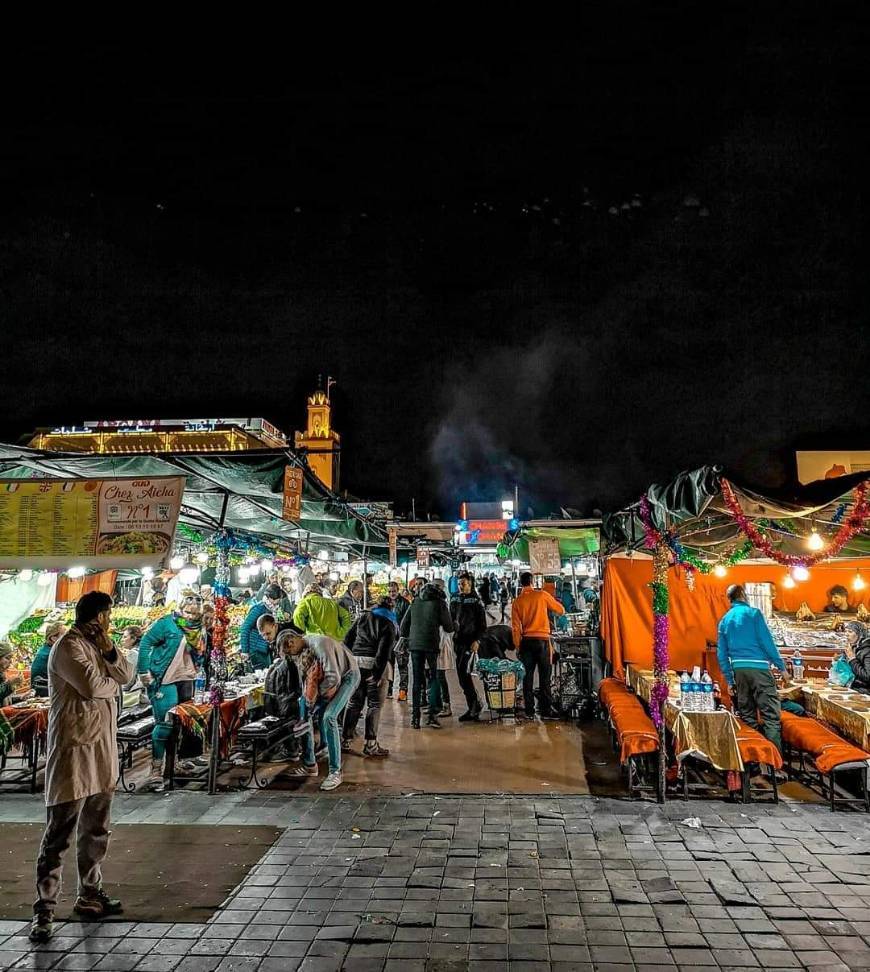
[0,477,184,569]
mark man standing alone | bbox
[717,584,787,751]
[511,572,564,720]
[31,592,131,942]
[451,573,487,721]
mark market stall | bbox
[600,465,870,803]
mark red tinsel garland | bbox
[720,478,870,567]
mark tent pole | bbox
[218,491,230,528]
[362,546,369,609]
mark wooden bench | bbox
[236,716,313,789]
[598,678,660,799]
[781,710,870,811]
[116,710,156,793]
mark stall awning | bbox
[0,443,388,552]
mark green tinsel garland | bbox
[651,581,669,615]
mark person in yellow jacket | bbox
[293,584,352,639]
[511,572,564,720]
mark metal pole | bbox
[362,546,368,609]
[514,482,519,518]
[570,557,578,605]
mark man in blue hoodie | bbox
[717,584,787,752]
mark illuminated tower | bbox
[294,382,340,491]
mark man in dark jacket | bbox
[264,628,303,721]
[338,581,365,621]
[476,624,514,660]
[846,621,870,693]
[400,582,454,729]
[342,598,398,757]
[451,573,487,722]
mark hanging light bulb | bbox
[248,561,261,577]
[195,551,209,565]
[67,566,87,579]
[782,573,796,589]
[807,530,824,551]
[792,565,810,582]
[238,567,251,584]
[141,565,154,578]
[317,549,330,561]
[170,554,185,571]
[178,562,200,585]
[713,564,728,578]
[18,569,33,582]
[261,558,274,572]
[854,570,866,592]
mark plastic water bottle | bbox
[194,668,206,704]
[713,682,722,710]
[701,671,714,712]
[792,650,803,683]
[680,671,690,708]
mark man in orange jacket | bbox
[511,571,565,719]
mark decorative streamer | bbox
[649,543,671,728]
[208,530,232,705]
[721,479,870,567]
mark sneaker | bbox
[541,714,560,722]
[458,707,480,723]
[425,716,442,729]
[192,755,211,767]
[29,913,54,943]
[320,771,343,791]
[397,690,407,702]
[363,742,390,758]
[176,759,198,774]
[439,705,453,717]
[411,715,421,729]
[288,763,318,778]
[341,739,354,754]
[145,761,165,792]
[74,889,123,919]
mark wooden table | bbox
[166,683,265,794]
[0,702,49,793]
[625,666,744,771]
[783,682,870,752]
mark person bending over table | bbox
[262,625,304,759]
[137,591,206,791]
[845,620,870,693]
[29,622,67,698]
[717,583,787,752]
[278,628,360,791]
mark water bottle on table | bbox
[680,671,690,708]
[194,667,206,704]
[701,670,714,711]
[792,650,803,683]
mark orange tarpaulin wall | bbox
[56,570,118,603]
[601,556,870,678]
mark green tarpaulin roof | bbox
[0,444,390,553]
[500,526,600,562]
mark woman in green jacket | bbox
[137,593,206,790]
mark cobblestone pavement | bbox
[4,792,870,971]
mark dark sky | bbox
[4,14,870,519]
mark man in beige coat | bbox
[30,591,132,943]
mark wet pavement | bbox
[3,791,870,971]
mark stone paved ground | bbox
[4,792,870,971]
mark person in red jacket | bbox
[511,572,564,720]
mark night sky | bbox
[4,15,870,519]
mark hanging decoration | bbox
[721,479,870,567]
[649,543,671,729]
[208,530,232,705]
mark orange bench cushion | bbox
[734,719,783,770]
[781,710,870,774]
[598,678,659,764]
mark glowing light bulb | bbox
[854,571,866,592]
[261,558,274,572]
[195,551,209,565]
[18,569,33,582]
[67,566,87,579]
[792,566,810,582]
[713,564,728,578]
[179,563,199,585]
[807,531,824,551]
[317,550,329,561]
[783,574,796,589]
[37,571,55,587]
[238,567,251,584]
[170,554,185,571]
[141,565,154,578]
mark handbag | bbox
[438,629,456,671]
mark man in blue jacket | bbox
[239,584,285,670]
[138,592,206,790]
[717,584,787,752]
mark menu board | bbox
[0,477,184,568]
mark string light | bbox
[854,570,867,592]
[783,574,796,589]
[67,566,86,579]
[37,572,55,587]
[141,566,154,578]
[170,554,185,570]
[713,564,728,578]
[792,566,810,582]
[261,558,274,572]
[178,562,200,585]
[807,529,825,551]
[195,551,209,565]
